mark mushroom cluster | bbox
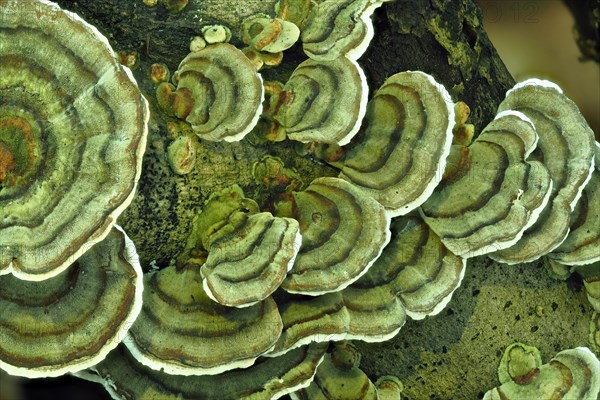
[3,0,599,398]
[484,344,599,400]
[0,0,149,281]
[0,0,148,379]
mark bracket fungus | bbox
[125,265,283,375]
[161,43,264,142]
[291,342,403,400]
[277,177,391,295]
[547,142,600,267]
[300,0,392,61]
[78,342,327,400]
[0,0,149,280]
[178,184,301,307]
[483,347,600,400]
[334,71,454,217]
[497,343,542,385]
[490,79,596,264]
[420,111,553,258]
[0,226,143,378]
[271,56,368,145]
[270,216,463,356]
[347,216,466,321]
[242,15,300,53]
[201,211,302,307]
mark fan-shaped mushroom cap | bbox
[337,71,454,217]
[483,347,600,400]
[497,343,542,385]
[347,216,466,321]
[279,177,391,295]
[420,111,553,258]
[272,56,368,145]
[269,291,355,357]
[301,0,390,61]
[77,342,327,400]
[201,212,302,307]
[124,265,282,375]
[242,15,300,53]
[0,226,143,378]
[547,142,600,266]
[273,214,469,356]
[174,43,264,142]
[0,0,149,280]
[490,80,596,264]
[290,342,379,400]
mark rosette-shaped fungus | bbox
[242,15,300,53]
[125,265,283,375]
[77,342,327,400]
[278,177,391,295]
[0,0,149,280]
[300,0,391,61]
[291,342,403,400]
[335,71,454,216]
[490,80,596,264]
[421,111,553,258]
[547,142,600,266]
[162,43,263,142]
[272,56,368,145]
[0,226,143,378]
[483,347,600,400]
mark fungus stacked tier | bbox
[0,0,147,378]
[2,0,599,399]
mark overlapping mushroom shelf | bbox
[0,0,149,281]
[77,342,328,400]
[0,226,143,378]
[3,0,600,398]
[483,347,600,400]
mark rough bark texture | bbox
[11,1,594,399]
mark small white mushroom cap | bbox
[272,56,368,145]
[337,71,454,217]
[421,111,553,258]
[201,24,231,44]
[490,79,596,264]
[0,0,149,280]
[0,225,143,378]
